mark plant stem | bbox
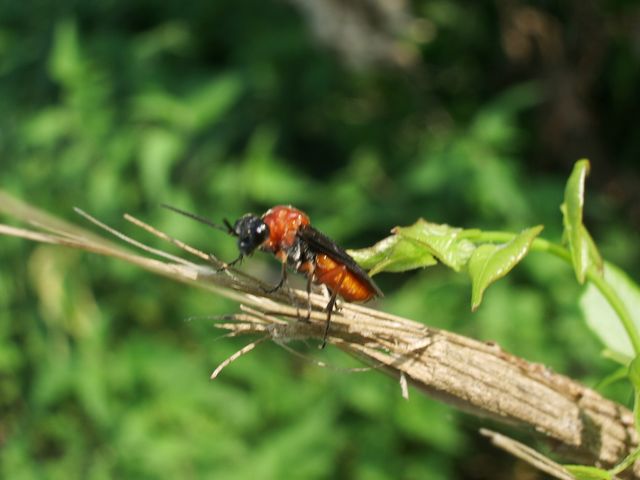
[463,231,640,356]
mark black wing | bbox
[297,224,383,298]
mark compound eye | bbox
[238,237,252,254]
[255,223,269,241]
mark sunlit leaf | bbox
[561,159,603,283]
[580,262,640,361]
[348,235,437,276]
[393,219,476,272]
[564,465,611,480]
[468,225,543,311]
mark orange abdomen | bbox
[313,254,376,302]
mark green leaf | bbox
[602,349,634,365]
[580,262,640,361]
[609,445,640,477]
[186,74,243,130]
[564,465,611,480]
[583,225,604,274]
[593,365,629,391]
[48,19,83,86]
[561,159,603,283]
[467,225,544,311]
[629,356,640,390]
[138,128,185,198]
[393,219,476,272]
[629,356,640,437]
[133,74,242,133]
[348,235,437,276]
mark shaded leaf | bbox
[393,219,476,272]
[186,74,243,130]
[468,225,544,311]
[561,159,603,283]
[629,356,640,390]
[49,19,83,86]
[138,128,185,198]
[593,365,629,391]
[348,235,437,276]
[580,262,640,361]
[583,225,604,274]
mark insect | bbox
[162,204,383,347]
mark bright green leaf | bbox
[393,219,476,272]
[564,465,611,480]
[561,159,603,283]
[468,225,543,311]
[580,262,640,361]
[348,235,437,276]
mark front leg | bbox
[262,261,288,294]
[210,253,243,272]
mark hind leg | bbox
[318,266,347,349]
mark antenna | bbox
[161,204,234,235]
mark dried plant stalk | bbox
[480,429,581,480]
[0,190,638,478]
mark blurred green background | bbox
[1,1,640,478]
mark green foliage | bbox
[350,220,544,311]
[580,263,640,361]
[394,221,476,272]
[1,1,639,479]
[467,226,543,310]
[561,159,604,284]
[348,235,437,275]
[565,465,612,480]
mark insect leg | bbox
[305,271,313,322]
[320,266,348,349]
[211,253,243,272]
[262,261,288,293]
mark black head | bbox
[161,204,270,260]
[232,214,270,255]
